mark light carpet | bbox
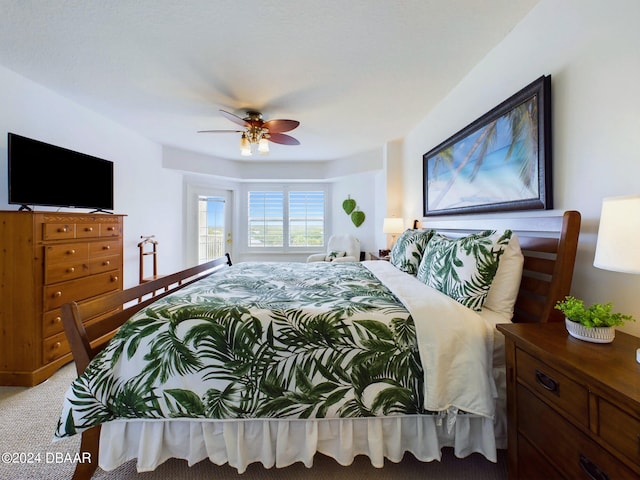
[0,363,507,479]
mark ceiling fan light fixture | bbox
[258,136,269,154]
[240,133,251,156]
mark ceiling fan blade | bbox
[197,129,243,133]
[267,133,300,145]
[263,119,300,133]
[219,109,249,127]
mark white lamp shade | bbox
[593,194,640,274]
[383,218,404,234]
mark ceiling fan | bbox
[198,110,300,156]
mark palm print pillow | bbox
[416,230,513,311]
[389,229,434,275]
[325,250,346,261]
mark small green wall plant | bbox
[555,296,635,328]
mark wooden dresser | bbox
[0,211,124,386]
[497,322,640,479]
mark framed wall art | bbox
[423,75,552,216]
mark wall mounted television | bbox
[8,133,114,212]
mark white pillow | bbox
[483,234,524,318]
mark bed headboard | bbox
[422,210,581,323]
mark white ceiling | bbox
[0,0,538,162]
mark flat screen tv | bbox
[8,133,114,212]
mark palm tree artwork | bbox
[427,96,540,213]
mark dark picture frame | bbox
[423,75,552,216]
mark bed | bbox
[55,210,581,480]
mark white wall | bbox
[402,0,640,337]
[0,65,185,288]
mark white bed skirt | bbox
[99,411,503,474]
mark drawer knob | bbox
[58,227,68,233]
[53,342,61,350]
[103,260,110,266]
[53,291,62,298]
[66,267,75,273]
[107,226,114,231]
[111,276,118,282]
[579,453,610,480]
[85,227,93,232]
[103,245,111,250]
[54,316,61,324]
[67,249,76,255]
[535,369,559,395]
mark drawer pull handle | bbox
[66,267,75,273]
[85,227,93,232]
[58,227,68,233]
[579,453,609,480]
[53,291,62,298]
[103,260,110,266]
[54,316,61,324]
[53,342,61,350]
[535,369,559,395]
[111,276,118,282]
[103,245,111,250]
[67,249,76,255]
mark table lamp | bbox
[593,194,640,363]
[593,194,640,274]
[383,217,404,247]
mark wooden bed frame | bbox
[60,211,580,479]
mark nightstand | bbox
[496,322,640,479]
[368,252,390,261]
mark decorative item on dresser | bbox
[0,211,125,386]
[497,322,640,479]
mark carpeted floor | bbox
[0,363,507,480]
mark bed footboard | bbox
[61,253,232,480]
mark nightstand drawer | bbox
[599,398,640,468]
[516,348,588,428]
[518,385,636,479]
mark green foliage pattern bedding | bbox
[55,262,431,438]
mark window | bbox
[247,187,326,250]
[248,191,284,247]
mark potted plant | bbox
[555,296,635,343]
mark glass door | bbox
[198,195,231,263]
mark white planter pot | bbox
[565,318,615,344]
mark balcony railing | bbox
[199,233,224,263]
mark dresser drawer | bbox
[88,255,120,274]
[43,309,64,338]
[517,385,636,479]
[43,270,121,311]
[89,239,122,258]
[45,243,89,264]
[43,223,75,240]
[45,260,89,284]
[599,398,640,468]
[43,331,70,363]
[516,348,588,428]
[75,224,100,238]
[100,223,121,237]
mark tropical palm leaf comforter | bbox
[55,260,495,439]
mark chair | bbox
[307,234,360,263]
